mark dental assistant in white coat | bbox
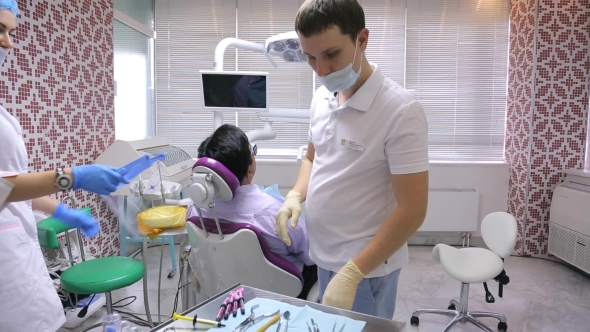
[0,2,129,330]
[275,0,429,319]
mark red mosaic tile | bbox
[507,0,590,257]
[0,0,117,257]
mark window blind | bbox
[154,0,237,157]
[313,0,406,91]
[154,0,510,161]
[114,0,155,141]
[236,0,314,153]
[406,0,510,161]
[114,21,154,141]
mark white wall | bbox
[253,160,510,244]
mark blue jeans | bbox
[317,267,401,319]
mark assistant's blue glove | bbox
[53,203,100,238]
[71,164,128,195]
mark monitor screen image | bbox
[200,72,268,111]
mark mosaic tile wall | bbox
[0,0,117,257]
[506,0,590,256]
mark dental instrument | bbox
[332,320,346,332]
[275,311,289,332]
[256,312,281,332]
[231,291,239,317]
[225,295,234,320]
[308,318,319,332]
[172,312,225,328]
[237,288,246,315]
[216,302,227,322]
[233,305,280,332]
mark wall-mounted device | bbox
[549,169,590,274]
[199,70,269,113]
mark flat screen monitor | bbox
[199,70,269,112]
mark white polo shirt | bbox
[305,64,429,278]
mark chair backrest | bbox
[186,217,303,298]
[480,212,517,258]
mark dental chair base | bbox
[410,283,507,332]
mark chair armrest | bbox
[37,207,91,249]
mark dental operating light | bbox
[212,31,310,130]
[211,31,309,157]
[264,31,307,66]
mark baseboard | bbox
[409,234,485,247]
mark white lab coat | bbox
[0,105,66,331]
[0,177,13,210]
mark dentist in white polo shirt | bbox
[275,0,429,319]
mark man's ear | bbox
[358,28,369,51]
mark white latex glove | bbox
[274,190,302,246]
[322,260,365,311]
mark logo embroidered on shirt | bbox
[340,139,364,151]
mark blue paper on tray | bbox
[288,305,366,332]
[210,297,365,332]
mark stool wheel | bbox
[448,304,456,310]
[410,316,419,326]
[498,321,507,331]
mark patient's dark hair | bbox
[197,124,252,183]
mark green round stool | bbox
[60,256,145,313]
[37,201,149,316]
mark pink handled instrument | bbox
[236,288,245,315]
[224,294,234,320]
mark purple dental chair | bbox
[185,157,306,299]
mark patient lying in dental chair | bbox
[188,124,317,299]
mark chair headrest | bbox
[192,157,240,197]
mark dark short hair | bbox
[295,0,365,42]
[197,124,252,183]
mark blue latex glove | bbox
[71,164,128,195]
[53,203,100,238]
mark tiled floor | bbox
[58,245,590,331]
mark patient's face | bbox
[250,154,256,176]
[243,149,257,185]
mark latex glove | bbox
[322,260,365,311]
[275,190,302,246]
[53,203,100,238]
[71,164,128,195]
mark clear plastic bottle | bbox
[119,321,132,331]
[102,314,122,332]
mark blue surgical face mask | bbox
[0,47,9,66]
[318,40,363,93]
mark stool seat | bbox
[60,256,144,294]
[433,244,504,284]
